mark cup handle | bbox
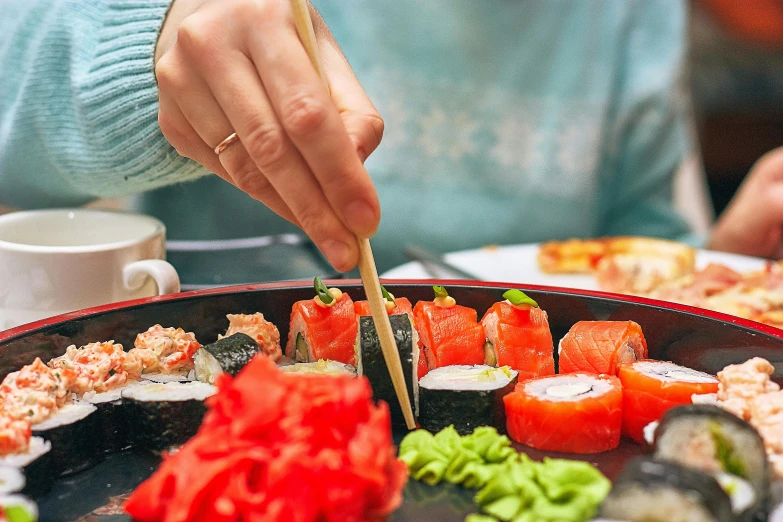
[123,260,181,295]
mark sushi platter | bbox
[1,279,783,521]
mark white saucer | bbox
[381,243,768,290]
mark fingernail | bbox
[343,200,378,237]
[321,239,354,272]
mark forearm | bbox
[0,0,208,209]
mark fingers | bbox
[157,54,300,228]
[242,7,381,238]
[314,11,385,162]
[154,0,387,272]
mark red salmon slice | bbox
[413,301,484,370]
[481,302,555,381]
[354,297,414,320]
[558,321,647,375]
[285,294,357,365]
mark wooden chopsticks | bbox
[288,0,416,429]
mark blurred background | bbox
[1,0,781,287]
[690,0,783,213]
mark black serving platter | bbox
[2,279,783,522]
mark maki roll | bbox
[0,438,52,499]
[285,278,358,365]
[504,373,622,453]
[121,381,216,452]
[599,457,734,522]
[222,313,283,362]
[278,360,356,375]
[78,382,149,454]
[0,494,38,522]
[619,360,718,443]
[140,373,193,383]
[652,404,768,520]
[32,402,101,476]
[480,289,555,381]
[356,314,419,424]
[558,321,647,375]
[413,286,485,374]
[128,325,201,378]
[194,333,261,384]
[418,365,517,435]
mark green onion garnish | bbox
[433,285,449,299]
[314,277,334,305]
[381,285,396,306]
[503,289,538,308]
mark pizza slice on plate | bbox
[538,237,696,294]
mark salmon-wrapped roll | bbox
[558,320,647,375]
[413,286,485,377]
[619,360,718,443]
[285,278,357,366]
[481,289,554,381]
[505,373,623,453]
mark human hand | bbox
[154,0,383,272]
[709,147,783,258]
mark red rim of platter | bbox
[2,278,783,343]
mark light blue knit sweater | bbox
[1,0,695,272]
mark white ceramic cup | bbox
[0,209,180,330]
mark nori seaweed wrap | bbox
[417,365,518,435]
[194,333,261,383]
[31,402,102,477]
[121,381,216,452]
[79,382,148,454]
[356,314,419,425]
[599,457,734,522]
[653,404,769,520]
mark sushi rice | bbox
[0,438,50,470]
[279,360,356,376]
[140,372,194,383]
[0,467,24,495]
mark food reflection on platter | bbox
[2,279,783,521]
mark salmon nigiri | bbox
[481,289,555,381]
[413,286,485,375]
[285,278,357,366]
[619,360,718,443]
[558,320,647,375]
[504,373,623,453]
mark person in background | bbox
[0,0,770,279]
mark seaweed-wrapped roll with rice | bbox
[652,404,768,520]
[599,457,734,522]
[32,402,101,476]
[0,438,51,499]
[418,365,517,435]
[0,494,38,521]
[356,314,419,424]
[121,381,216,452]
[194,333,262,384]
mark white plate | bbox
[381,244,768,290]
